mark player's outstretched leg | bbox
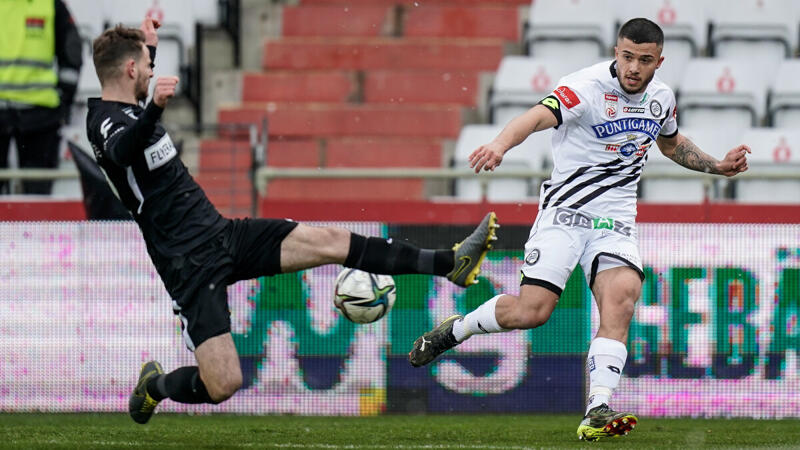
[129,360,164,424]
[446,212,499,287]
[408,314,462,367]
[577,404,638,441]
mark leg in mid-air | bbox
[278,212,499,287]
[576,265,641,441]
[408,282,559,367]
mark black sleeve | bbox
[538,94,563,127]
[148,45,156,69]
[104,102,165,166]
[54,0,82,110]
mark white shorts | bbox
[520,207,644,295]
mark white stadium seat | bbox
[489,56,596,126]
[735,128,800,204]
[768,60,800,127]
[62,0,105,38]
[677,58,772,129]
[453,125,550,202]
[709,0,795,68]
[526,0,615,62]
[614,0,706,90]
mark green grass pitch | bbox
[1,413,800,449]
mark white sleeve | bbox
[551,81,589,126]
[659,90,678,137]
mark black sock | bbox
[344,234,454,276]
[147,366,217,404]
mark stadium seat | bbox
[735,128,800,204]
[614,0,706,89]
[643,126,743,202]
[282,5,392,37]
[708,0,795,68]
[148,32,185,96]
[76,36,101,102]
[489,56,595,125]
[453,124,549,202]
[768,60,800,127]
[404,5,520,40]
[101,0,197,46]
[526,0,615,61]
[677,58,772,129]
[263,38,504,71]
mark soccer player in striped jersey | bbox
[408,18,750,441]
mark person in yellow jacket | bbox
[0,0,82,194]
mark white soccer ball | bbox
[333,268,396,324]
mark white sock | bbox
[451,295,508,342]
[585,337,627,415]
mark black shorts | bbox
[159,217,299,351]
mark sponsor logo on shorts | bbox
[554,86,580,109]
[525,249,540,265]
[553,208,632,237]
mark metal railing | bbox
[254,164,800,200]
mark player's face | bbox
[614,38,664,94]
[134,44,153,102]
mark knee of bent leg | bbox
[517,299,553,329]
[207,372,243,404]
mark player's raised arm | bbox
[656,132,751,177]
[469,104,558,173]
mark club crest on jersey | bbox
[525,249,540,265]
[650,99,662,117]
[592,118,662,141]
[604,93,618,119]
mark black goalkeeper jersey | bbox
[86,98,226,257]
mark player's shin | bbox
[585,337,627,413]
[452,295,509,342]
[345,234,453,276]
[148,366,217,404]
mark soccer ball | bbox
[333,268,396,324]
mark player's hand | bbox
[717,144,751,177]
[140,17,161,47]
[153,76,179,108]
[469,142,506,173]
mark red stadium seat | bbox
[263,37,504,71]
[363,70,479,105]
[242,71,357,103]
[404,6,519,40]
[219,103,463,138]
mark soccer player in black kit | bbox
[86,19,499,424]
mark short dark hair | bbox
[92,25,146,85]
[618,18,664,47]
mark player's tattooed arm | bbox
[657,133,720,174]
[658,133,751,177]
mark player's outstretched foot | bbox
[408,315,462,367]
[129,360,164,424]
[447,212,499,287]
[577,404,638,442]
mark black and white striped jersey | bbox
[536,60,678,223]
